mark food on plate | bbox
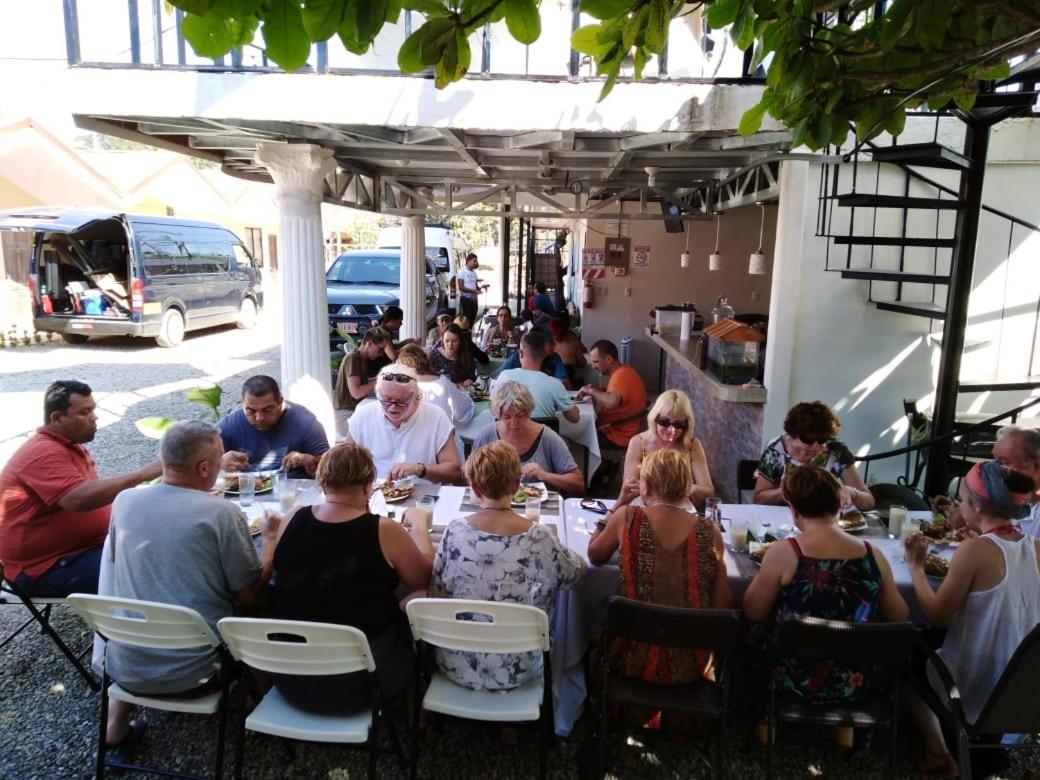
[513,484,545,504]
[924,554,949,578]
[749,542,775,566]
[249,518,262,537]
[380,481,415,502]
[469,387,490,402]
[920,516,955,543]
[225,473,274,493]
[838,512,866,531]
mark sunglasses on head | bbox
[379,372,415,384]
[798,435,829,446]
[656,416,689,431]
[379,394,415,409]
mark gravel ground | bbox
[2,313,1039,779]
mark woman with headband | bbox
[904,460,1040,776]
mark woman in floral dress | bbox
[429,440,586,691]
[743,465,908,748]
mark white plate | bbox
[511,482,548,506]
[224,471,276,495]
[376,478,416,504]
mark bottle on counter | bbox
[711,295,735,324]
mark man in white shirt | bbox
[457,253,482,326]
[496,331,580,423]
[347,364,462,484]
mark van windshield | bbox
[327,255,399,285]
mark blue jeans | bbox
[13,546,103,598]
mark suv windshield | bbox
[327,254,399,285]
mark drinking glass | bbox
[729,519,749,552]
[412,506,434,532]
[888,504,907,540]
[277,477,298,514]
[238,473,256,507]
[705,497,721,527]
[525,497,541,523]
[213,471,227,494]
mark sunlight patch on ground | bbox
[50,682,65,694]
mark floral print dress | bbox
[429,518,587,691]
[756,435,854,485]
[768,538,882,701]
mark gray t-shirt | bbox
[472,423,578,478]
[99,483,261,694]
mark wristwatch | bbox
[417,462,427,478]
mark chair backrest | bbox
[737,459,759,499]
[217,618,375,676]
[973,623,1040,734]
[532,416,560,433]
[774,616,916,666]
[869,482,930,512]
[66,593,220,650]
[406,598,549,654]
[604,597,742,653]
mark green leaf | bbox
[384,0,403,24]
[633,47,646,80]
[228,16,259,46]
[572,24,609,56]
[302,0,346,41]
[622,6,648,51]
[398,17,454,71]
[186,384,223,412]
[579,0,632,20]
[355,0,388,42]
[170,0,215,15]
[705,0,740,29]
[882,106,907,137]
[401,0,448,13]
[182,13,234,57]
[644,0,668,55]
[880,0,915,49]
[504,0,540,45]
[263,0,311,70]
[135,416,177,440]
[209,0,261,16]
[953,91,977,111]
[598,67,619,101]
[738,101,767,136]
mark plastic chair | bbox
[869,483,930,512]
[531,416,560,433]
[918,625,1040,779]
[217,617,405,780]
[0,568,99,691]
[598,598,742,780]
[66,594,232,780]
[405,598,552,780]
[766,616,917,779]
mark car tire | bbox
[60,333,89,344]
[155,307,185,348]
[236,297,257,329]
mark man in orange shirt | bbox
[578,339,648,450]
[0,381,160,597]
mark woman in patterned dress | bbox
[743,465,908,747]
[589,448,732,684]
[753,400,875,510]
[429,440,586,691]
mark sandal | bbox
[104,719,147,763]
[916,748,958,778]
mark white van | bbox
[376,224,468,308]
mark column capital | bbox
[256,142,335,205]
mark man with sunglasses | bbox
[347,364,462,484]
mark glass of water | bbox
[525,497,541,523]
[237,473,256,507]
[277,476,298,514]
[888,504,907,540]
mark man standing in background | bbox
[457,253,482,326]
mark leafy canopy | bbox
[171,0,1040,149]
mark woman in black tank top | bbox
[268,442,435,715]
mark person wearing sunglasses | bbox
[615,389,713,510]
[345,364,462,484]
[753,401,874,510]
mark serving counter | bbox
[646,327,766,501]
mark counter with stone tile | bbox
[647,328,766,502]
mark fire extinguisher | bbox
[582,283,593,309]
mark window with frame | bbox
[244,227,264,266]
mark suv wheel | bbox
[155,308,185,348]
[236,297,257,329]
[60,333,89,344]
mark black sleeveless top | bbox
[271,507,400,637]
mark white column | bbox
[256,142,336,445]
[399,215,426,341]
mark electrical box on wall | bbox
[605,236,630,268]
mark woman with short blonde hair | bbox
[617,388,713,509]
[430,440,586,692]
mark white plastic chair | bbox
[405,598,553,780]
[217,617,406,780]
[66,594,231,780]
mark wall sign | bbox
[633,245,650,267]
[582,247,605,266]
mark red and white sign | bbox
[582,247,605,267]
[582,267,606,280]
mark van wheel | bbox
[155,308,185,347]
[60,333,89,344]
[236,297,257,329]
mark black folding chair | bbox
[531,416,560,433]
[869,483,930,512]
[599,597,743,780]
[766,616,917,779]
[737,459,758,503]
[919,625,1040,779]
[0,567,99,690]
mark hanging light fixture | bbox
[748,203,768,275]
[709,213,722,270]
[680,219,691,268]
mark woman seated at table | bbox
[472,380,584,496]
[548,315,587,388]
[430,441,587,691]
[480,305,522,351]
[396,344,475,427]
[267,442,434,714]
[428,323,476,386]
[454,314,490,366]
[615,389,713,510]
[754,400,875,511]
[425,310,453,348]
[903,461,1040,777]
[588,448,732,684]
[743,466,907,746]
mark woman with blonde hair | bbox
[267,442,433,714]
[430,441,586,691]
[589,447,732,683]
[616,389,713,509]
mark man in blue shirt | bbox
[218,376,329,478]
[531,281,556,318]
[499,332,570,386]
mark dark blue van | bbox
[0,207,263,347]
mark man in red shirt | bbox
[0,380,160,597]
[578,339,648,449]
